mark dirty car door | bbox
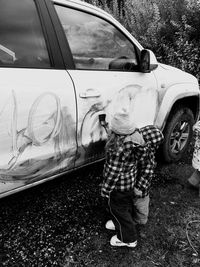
[0,0,77,197]
[54,3,159,167]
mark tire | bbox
[161,107,194,162]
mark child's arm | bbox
[134,125,164,196]
[134,162,153,197]
[140,125,164,149]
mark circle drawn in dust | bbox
[27,93,61,146]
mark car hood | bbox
[158,63,198,85]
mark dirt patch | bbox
[0,146,200,266]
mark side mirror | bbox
[140,49,158,73]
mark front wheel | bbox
[161,107,194,162]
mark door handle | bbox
[79,88,101,98]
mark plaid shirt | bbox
[101,125,164,198]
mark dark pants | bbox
[108,190,137,243]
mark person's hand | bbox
[100,187,109,199]
[134,187,143,197]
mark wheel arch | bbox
[156,92,200,132]
[160,104,195,162]
[163,96,200,130]
[158,95,199,162]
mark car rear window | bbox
[0,0,50,68]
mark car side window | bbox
[0,0,50,68]
[55,5,138,71]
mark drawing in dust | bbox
[110,84,158,128]
[0,84,158,185]
[0,91,76,183]
[78,92,110,161]
[78,84,158,159]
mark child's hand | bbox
[134,187,143,197]
[100,187,109,198]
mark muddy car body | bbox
[0,0,199,198]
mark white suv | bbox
[0,0,199,198]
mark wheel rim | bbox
[170,121,190,154]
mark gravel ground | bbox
[0,164,106,266]
[1,144,200,266]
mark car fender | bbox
[155,82,200,130]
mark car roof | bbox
[52,0,113,18]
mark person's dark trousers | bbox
[108,190,137,243]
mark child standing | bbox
[101,109,163,247]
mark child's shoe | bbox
[105,220,115,230]
[110,235,137,248]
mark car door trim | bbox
[44,0,75,69]
[36,0,65,69]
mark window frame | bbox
[44,0,75,69]
[49,1,142,72]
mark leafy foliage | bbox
[84,0,200,81]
